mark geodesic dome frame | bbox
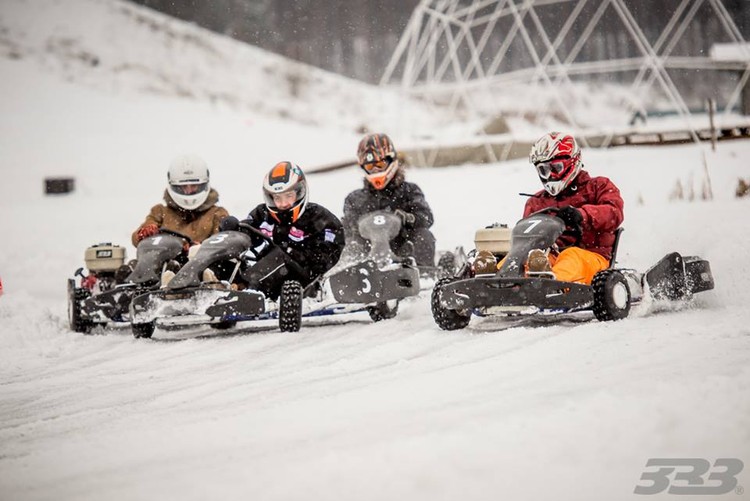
[382,0,750,155]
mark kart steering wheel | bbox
[158,228,196,246]
[526,206,582,246]
[236,221,307,277]
[527,206,560,217]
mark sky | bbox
[1,1,749,500]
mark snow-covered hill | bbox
[1,1,749,500]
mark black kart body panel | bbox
[439,276,593,311]
[167,231,253,290]
[80,284,139,322]
[126,234,185,285]
[498,214,565,278]
[329,259,420,303]
[644,252,714,300]
[130,286,266,324]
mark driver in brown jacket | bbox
[131,154,229,248]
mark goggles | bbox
[360,156,394,174]
[534,157,571,180]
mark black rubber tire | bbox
[437,251,456,279]
[592,269,631,321]
[279,280,303,332]
[67,279,93,333]
[366,300,399,322]
[210,320,237,330]
[132,322,155,338]
[431,277,472,330]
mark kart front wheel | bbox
[431,278,471,331]
[67,279,93,334]
[592,270,631,321]
[210,320,237,330]
[367,300,399,322]
[132,321,155,338]
[279,280,303,332]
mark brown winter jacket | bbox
[131,188,229,247]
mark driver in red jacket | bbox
[523,132,624,284]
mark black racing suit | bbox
[342,177,436,266]
[224,203,345,299]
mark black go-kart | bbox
[431,208,715,330]
[128,211,426,338]
[67,229,192,333]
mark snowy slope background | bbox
[1,1,749,500]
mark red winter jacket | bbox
[523,170,624,260]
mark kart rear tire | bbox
[67,279,93,334]
[132,321,155,338]
[279,280,303,332]
[592,270,631,321]
[367,300,399,322]
[437,251,456,279]
[431,277,471,331]
[210,320,237,330]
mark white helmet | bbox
[167,154,210,210]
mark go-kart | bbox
[128,211,426,338]
[67,229,192,333]
[431,208,715,330]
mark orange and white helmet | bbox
[263,161,308,223]
[357,133,399,190]
[529,132,582,196]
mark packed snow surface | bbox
[1,1,749,500]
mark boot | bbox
[202,268,227,289]
[160,270,175,288]
[473,250,498,275]
[526,249,555,278]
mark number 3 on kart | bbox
[358,268,371,293]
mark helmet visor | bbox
[170,182,208,196]
[535,157,571,180]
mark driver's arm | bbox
[579,179,624,232]
[404,185,434,228]
[131,204,165,247]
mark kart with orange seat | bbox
[431,208,714,330]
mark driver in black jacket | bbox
[219,161,344,299]
[342,133,436,267]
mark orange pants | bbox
[547,247,609,284]
[497,247,609,285]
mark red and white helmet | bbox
[529,132,582,196]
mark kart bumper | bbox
[329,260,420,304]
[81,285,140,323]
[439,276,593,312]
[130,287,266,324]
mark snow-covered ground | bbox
[1,1,750,500]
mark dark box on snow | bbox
[45,177,75,195]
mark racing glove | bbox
[557,206,583,230]
[136,224,159,242]
[394,209,416,227]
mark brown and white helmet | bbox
[357,133,399,190]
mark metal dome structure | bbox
[381,0,750,164]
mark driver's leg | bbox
[551,247,608,284]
